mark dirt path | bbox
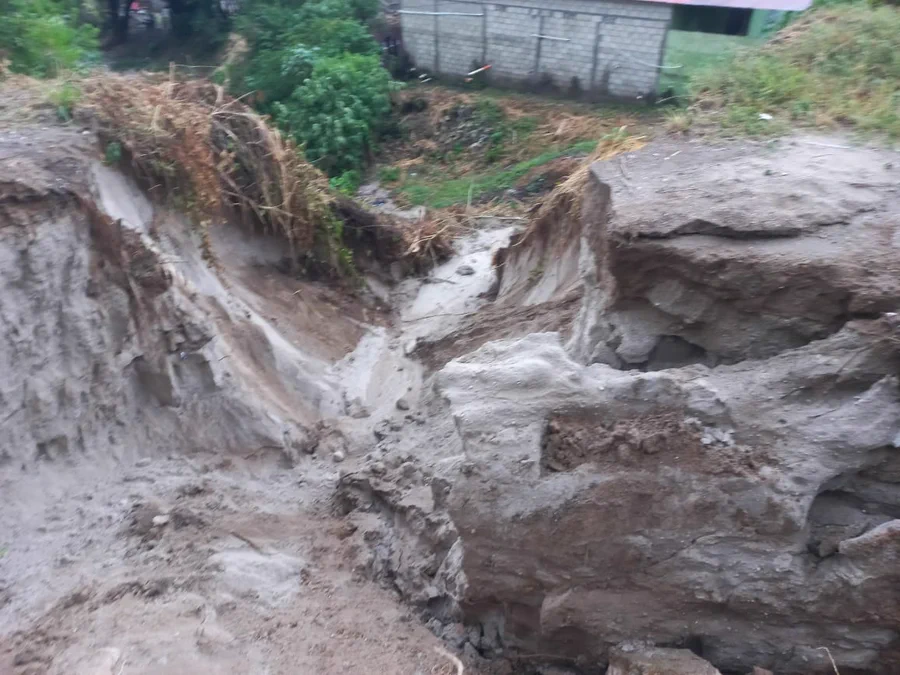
[2,453,469,675]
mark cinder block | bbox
[405,0,667,93]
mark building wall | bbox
[399,0,673,99]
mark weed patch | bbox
[0,0,98,78]
[81,74,335,270]
[46,79,81,122]
[399,140,597,208]
[692,6,900,138]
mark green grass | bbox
[398,140,597,208]
[659,30,764,98]
[691,5,900,138]
[378,166,400,183]
[46,80,80,122]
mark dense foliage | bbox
[0,0,98,76]
[274,54,392,174]
[232,0,393,176]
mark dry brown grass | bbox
[531,129,645,224]
[421,88,475,128]
[534,113,613,146]
[403,212,457,263]
[663,109,693,135]
[0,67,53,126]
[79,72,333,263]
[77,72,453,276]
[491,128,644,278]
[393,86,640,166]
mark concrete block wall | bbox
[402,0,438,72]
[399,0,673,99]
[437,0,486,75]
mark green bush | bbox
[0,0,98,77]
[244,45,319,112]
[274,54,393,174]
[232,0,396,175]
[235,2,382,102]
[288,18,379,57]
[378,166,400,183]
[330,169,362,195]
[238,0,379,50]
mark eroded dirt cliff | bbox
[0,122,457,675]
[3,115,900,675]
[338,137,900,675]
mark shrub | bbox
[244,45,319,112]
[378,166,400,183]
[47,80,81,121]
[330,169,362,195]
[0,0,98,77]
[274,54,393,174]
[232,0,396,175]
[287,18,379,58]
[235,0,382,113]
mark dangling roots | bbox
[79,72,452,276]
[80,73,332,264]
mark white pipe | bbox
[531,34,570,41]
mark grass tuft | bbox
[664,109,693,135]
[691,5,900,138]
[399,140,597,208]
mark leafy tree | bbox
[273,54,393,174]
[230,0,395,175]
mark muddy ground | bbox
[1,89,899,675]
[0,114,490,674]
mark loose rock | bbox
[606,644,721,675]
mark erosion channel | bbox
[2,122,900,675]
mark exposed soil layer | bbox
[414,290,582,372]
[0,120,476,675]
[337,137,900,675]
[4,107,900,675]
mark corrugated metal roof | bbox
[640,0,811,10]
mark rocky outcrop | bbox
[340,137,900,674]
[495,137,900,369]
[343,318,900,673]
[0,127,345,470]
[606,644,722,675]
[430,326,900,674]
